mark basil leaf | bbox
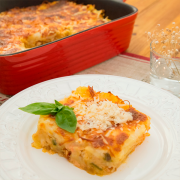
[55,100,63,106]
[50,109,59,113]
[19,102,56,115]
[55,100,64,111]
[65,106,74,110]
[50,109,59,116]
[55,107,77,133]
[19,100,77,133]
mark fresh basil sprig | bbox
[19,100,77,133]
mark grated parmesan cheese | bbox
[71,97,133,131]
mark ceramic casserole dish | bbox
[0,0,138,95]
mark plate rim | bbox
[1,74,180,109]
[0,74,180,180]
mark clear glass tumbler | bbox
[150,45,180,97]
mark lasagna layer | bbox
[32,86,151,176]
[0,1,110,54]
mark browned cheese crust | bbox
[0,1,110,54]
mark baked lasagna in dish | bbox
[0,1,110,54]
[32,86,151,176]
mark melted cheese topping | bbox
[71,97,133,131]
[0,1,110,54]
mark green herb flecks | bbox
[91,163,102,171]
[104,153,111,162]
[52,139,57,145]
[19,100,77,133]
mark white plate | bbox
[0,75,180,180]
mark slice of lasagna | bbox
[32,86,150,176]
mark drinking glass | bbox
[150,44,180,97]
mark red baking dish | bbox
[0,0,138,95]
